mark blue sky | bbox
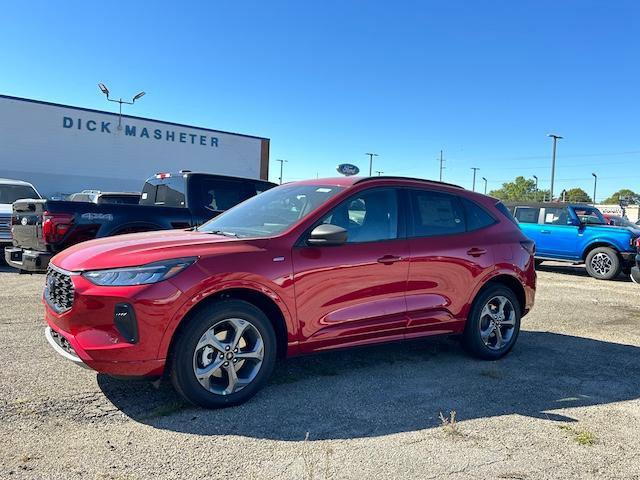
[1,0,638,200]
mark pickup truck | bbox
[5,172,276,272]
[508,202,639,280]
[0,178,42,252]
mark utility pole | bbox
[276,159,287,185]
[482,177,487,194]
[471,167,480,192]
[375,170,384,176]
[533,175,539,201]
[592,173,597,205]
[547,133,563,201]
[365,152,378,176]
[439,150,445,181]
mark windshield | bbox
[0,184,39,204]
[199,184,345,238]
[573,207,605,225]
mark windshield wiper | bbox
[207,230,239,238]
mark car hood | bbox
[52,229,269,272]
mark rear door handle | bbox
[377,255,403,265]
[540,230,551,234]
[466,248,487,257]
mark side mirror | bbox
[307,224,348,246]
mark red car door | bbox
[404,189,498,338]
[292,187,410,352]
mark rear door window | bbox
[198,179,254,212]
[408,189,466,237]
[513,207,540,224]
[542,207,569,225]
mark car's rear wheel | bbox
[462,285,521,360]
[170,299,276,408]
[585,247,621,280]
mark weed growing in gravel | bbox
[439,410,462,436]
[559,425,597,446]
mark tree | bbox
[603,189,640,205]
[488,176,549,202]
[564,188,592,203]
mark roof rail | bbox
[354,176,464,189]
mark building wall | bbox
[596,204,639,222]
[0,95,269,197]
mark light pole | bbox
[471,167,480,192]
[375,170,384,176]
[533,175,539,201]
[547,133,563,201]
[439,150,445,181]
[365,152,378,176]
[98,83,145,130]
[592,173,597,205]
[276,159,287,184]
[482,177,487,194]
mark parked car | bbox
[0,178,41,252]
[602,214,640,236]
[42,176,536,408]
[508,202,639,280]
[69,190,141,205]
[5,172,276,272]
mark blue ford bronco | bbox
[507,202,639,280]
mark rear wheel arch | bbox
[166,287,290,367]
[474,274,526,317]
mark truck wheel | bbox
[585,247,621,280]
[170,299,276,408]
[462,284,521,360]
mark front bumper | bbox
[5,246,51,272]
[44,326,90,369]
[43,270,184,378]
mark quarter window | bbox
[320,189,398,243]
[513,207,540,224]
[408,190,465,237]
[462,198,496,231]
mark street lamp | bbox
[592,173,597,205]
[482,177,487,195]
[533,175,539,201]
[471,167,480,192]
[276,159,288,185]
[98,83,146,130]
[547,133,563,200]
[365,153,378,176]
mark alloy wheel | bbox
[479,296,516,350]
[192,318,264,395]
[590,252,613,277]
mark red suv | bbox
[44,177,536,408]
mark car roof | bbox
[291,176,465,190]
[0,178,36,186]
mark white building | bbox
[0,95,270,198]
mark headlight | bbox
[82,258,196,286]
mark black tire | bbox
[170,299,277,408]
[462,284,521,360]
[584,247,621,280]
[534,259,543,269]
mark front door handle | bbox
[466,248,487,257]
[377,255,403,265]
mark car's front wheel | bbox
[462,285,521,360]
[585,247,621,280]
[170,299,277,408]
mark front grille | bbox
[44,267,75,313]
[0,214,11,240]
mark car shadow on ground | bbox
[97,330,640,441]
[537,262,632,282]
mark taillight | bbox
[520,239,536,256]
[634,237,640,251]
[42,211,74,244]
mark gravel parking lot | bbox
[1,263,639,480]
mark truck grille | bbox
[0,214,11,241]
[44,267,75,313]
